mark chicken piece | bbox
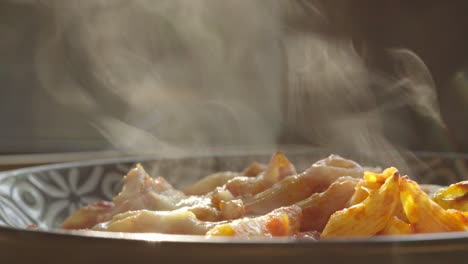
[111,164,186,211]
[206,205,302,238]
[243,155,364,215]
[295,176,360,232]
[63,164,218,229]
[224,152,296,197]
[183,172,239,196]
[93,209,219,235]
[184,154,284,197]
[210,187,236,207]
[62,201,115,230]
[399,177,468,233]
[206,152,296,218]
[63,164,184,229]
[183,161,267,196]
[182,205,222,222]
[219,199,245,220]
[95,205,302,237]
[431,181,468,211]
[174,194,222,221]
[241,162,267,177]
[321,171,400,239]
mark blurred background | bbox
[1,0,468,164]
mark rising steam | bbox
[35,0,446,171]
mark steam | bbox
[35,0,446,170]
[36,0,288,155]
[285,33,444,170]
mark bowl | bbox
[2,149,468,263]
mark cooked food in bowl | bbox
[61,152,468,239]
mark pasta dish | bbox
[62,153,468,239]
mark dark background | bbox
[344,0,468,153]
[1,0,468,154]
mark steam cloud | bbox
[35,0,445,171]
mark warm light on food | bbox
[62,152,468,239]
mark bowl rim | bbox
[5,223,468,247]
[1,148,468,180]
